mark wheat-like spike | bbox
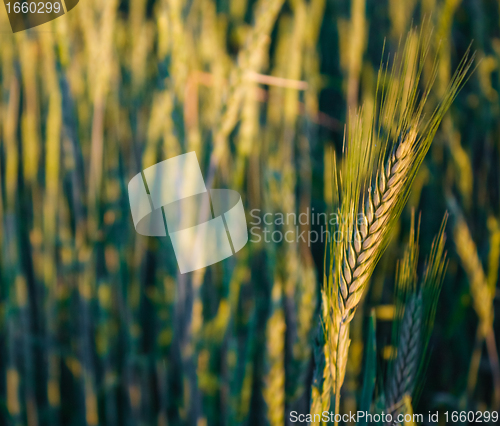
[340,130,417,317]
[320,28,473,423]
[447,196,500,408]
[211,0,285,173]
[386,294,423,416]
[383,213,447,423]
[447,195,494,337]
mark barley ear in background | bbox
[447,195,500,410]
[385,213,447,420]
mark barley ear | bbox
[320,27,472,420]
[386,213,448,419]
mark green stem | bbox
[334,321,344,426]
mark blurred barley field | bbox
[0,1,499,425]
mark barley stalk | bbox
[264,278,286,426]
[328,127,420,420]
[447,195,500,409]
[447,196,493,337]
[310,291,333,425]
[319,28,473,422]
[209,0,285,183]
[378,213,446,426]
[386,294,422,416]
[382,213,447,424]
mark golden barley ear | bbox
[319,25,473,420]
[385,213,448,419]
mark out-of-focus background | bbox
[0,0,498,425]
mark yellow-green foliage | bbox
[0,1,499,425]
